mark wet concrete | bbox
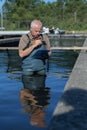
[48,38,87,130]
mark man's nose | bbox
[37,32,40,35]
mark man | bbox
[19,20,51,75]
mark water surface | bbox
[0,49,78,130]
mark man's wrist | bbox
[31,44,35,50]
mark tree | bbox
[2,0,87,30]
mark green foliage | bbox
[2,0,87,31]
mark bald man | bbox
[19,20,51,75]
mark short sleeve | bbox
[18,34,30,50]
[43,34,51,50]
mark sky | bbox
[45,0,56,2]
[0,0,5,8]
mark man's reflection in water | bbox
[20,74,50,127]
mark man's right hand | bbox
[33,39,42,48]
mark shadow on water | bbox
[20,74,50,128]
[48,50,78,78]
[49,88,87,130]
[6,49,22,73]
[50,36,85,47]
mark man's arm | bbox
[43,34,52,56]
[19,35,43,58]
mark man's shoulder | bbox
[19,33,30,45]
[41,33,49,42]
[41,33,49,39]
[21,33,30,41]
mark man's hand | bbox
[33,39,42,48]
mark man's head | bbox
[30,20,42,38]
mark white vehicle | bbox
[42,26,49,34]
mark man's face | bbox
[30,25,42,38]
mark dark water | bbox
[0,49,78,130]
[49,36,85,47]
